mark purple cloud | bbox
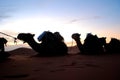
[69,16,102,23]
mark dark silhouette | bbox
[54,32,64,42]
[0,37,10,60]
[0,37,7,52]
[17,31,68,56]
[72,33,106,54]
[105,38,120,53]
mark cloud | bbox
[69,16,102,23]
[0,11,11,23]
[0,6,13,18]
[93,16,102,19]
[0,15,10,20]
[0,5,14,22]
[69,19,79,23]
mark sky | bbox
[0,0,120,50]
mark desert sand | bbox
[0,46,120,80]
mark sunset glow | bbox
[0,0,120,51]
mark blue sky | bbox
[0,0,120,50]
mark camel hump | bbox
[54,32,64,42]
[37,31,64,43]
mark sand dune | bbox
[0,47,120,80]
[9,47,37,56]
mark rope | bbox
[0,32,17,44]
[71,39,74,47]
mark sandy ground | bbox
[0,47,120,80]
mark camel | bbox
[0,37,10,60]
[17,31,68,56]
[105,38,120,53]
[0,37,7,52]
[72,33,106,54]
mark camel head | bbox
[71,33,81,41]
[0,37,8,44]
[17,33,35,43]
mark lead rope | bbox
[69,39,74,53]
[14,38,17,44]
[0,32,17,44]
[71,39,73,47]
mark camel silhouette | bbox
[105,38,120,53]
[0,37,7,52]
[0,37,10,60]
[72,33,106,54]
[17,31,68,56]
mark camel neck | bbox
[27,38,40,52]
[75,39,83,51]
